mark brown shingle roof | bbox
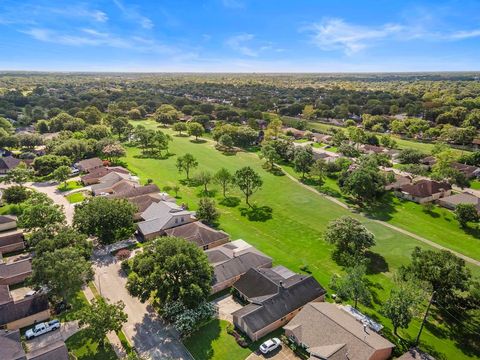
[400,180,451,198]
[27,340,69,360]
[107,184,160,199]
[0,156,21,170]
[0,258,32,285]
[0,231,24,249]
[0,329,26,360]
[0,215,17,225]
[397,348,436,360]
[76,157,103,172]
[0,291,49,326]
[164,222,229,247]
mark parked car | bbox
[25,319,60,340]
[259,337,281,354]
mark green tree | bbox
[2,162,32,187]
[293,146,314,179]
[324,216,375,264]
[152,130,172,157]
[33,155,70,176]
[73,197,136,244]
[52,165,71,187]
[187,122,204,141]
[172,122,187,135]
[19,194,65,231]
[310,159,327,185]
[195,170,212,194]
[126,237,213,308]
[176,153,198,180]
[455,203,480,228]
[330,264,371,309]
[110,117,130,140]
[196,198,219,225]
[2,185,29,204]
[102,143,126,162]
[31,247,93,304]
[234,166,263,206]
[214,168,232,198]
[79,299,128,348]
[260,142,280,169]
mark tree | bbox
[172,184,180,198]
[397,149,426,164]
[455,203,480,228]
[102,143,126,162]
[172,122,187,135]
[85,125,111,140]
[195,171,212,194]
[126,237,213,308]
[310,159,327,185]
[152,130,172,157]
[330,264,371,309]
[33,155,70,176]
[187,122,204,141]
[2,162,32,187]
[73,197,136,244]
[382,280,423,337]
[264,116,282,140]
[176,153,198,180]
[214,168,232,198]
[218,134,234,149]
[302,104,315,120]
[110,117,130,140]
[196,198,219,225]
[79,299,128,348]
[260,142,280,169]
[19,194,65,231]
[31,247,93,304]
[324,216,375,264]
[293,146,314,179]
[402,247,471,307]
[2,185,29,204]
[52,165,71,187]
[234,166,263,206]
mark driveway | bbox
[28,181,76,224]
[211,294,243,322]
[26,321,80,352]
[93,252,193,360]
[246,345,299,360]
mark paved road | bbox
[280,166,480,267]
[93,252,194,360]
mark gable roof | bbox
[165,222,229,248]
[0,258,32,285]
[0,156,21,170]
[0,231,23,248]
[0,215,17,225]
[439,192,480,207]
[0,330,26,360]
[27,340,69,360]
[284,302,394,360]
[397,348,436,360]
[400,180,451,198]
[140,200,183,220]
[107,184,160,200]
[232,267,326,333]
[0,290,49,326]
[76,157,103,172]
[137,211,193,235]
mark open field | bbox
[123,120,480,359]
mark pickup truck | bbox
[25,319,60,340]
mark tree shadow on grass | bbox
[190,139,207,144]
[219,196,241,207]
[462,225,480,239]
[174,133,189,137]
[362,193,397,222]
[239,205,273,222]
[183,319,221,360]
[133,152,175,160]
[318,185,342,198]
[364,251,389,274]
[180,178,201,187]
[196,189,217,198]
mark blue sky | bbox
[1,0,480,72]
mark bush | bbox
[116,249,131,260]
[120,259,131,274]
[161,301,215,337]
[226,323,234,335]
[3,185,29,204]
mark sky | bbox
[1,0,480,72]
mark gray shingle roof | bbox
[27,340,69,360]
[0,291,49,326]
[0,231,24,249]
[165,222,229,247]
[0,330,26,360]
[0,156,21,170]
[438,192,480,207]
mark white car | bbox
[259,337,281,354]
[25,320,60,340]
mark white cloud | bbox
[113,0,153,29]
[221,0,244,9]
[226,33,258,56]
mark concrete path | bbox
[279,165,480,267]
[92,252,194,360]
[26,321,80,352]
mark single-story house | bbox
[206,239,272,294]
[384,173,412,191]
[396,180,452,204]
[0,215,17,232]
[360,144,388,155]
[165,221,229,250]
[127,192,172,221]
[107,184,161,200]
[75,157,104,173]
[0,330,69,360]
[312,133,332,144]
[283,127,306,139]
[451,162,480,179]
[437,192,480,212]
[0,231,25,255]
[0,257,32,286]
[0,285,50,330]
[397,348,436,360]
[80,166,130,185]
[284,302,395,360]
[312,151,339,163]
[420,156,436,168]
[91,172,138,196]
[232,266,326,341]
[136,201,195,241]
[0,156,21,174]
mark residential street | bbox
[93,251,194,360]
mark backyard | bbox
[122,121,480,360]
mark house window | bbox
[175,218,178,224]
[203,245,208,250]
[181,217,184,222]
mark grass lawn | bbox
[123,121,480,359]
[470,180,480,190]
[184,320,252,360]
[58,180,83,192]
[66,329,117,360]
[57,291,90,323]
[66,192,86,203]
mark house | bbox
[127,192,173,221]
[0,215,17,232]
[206,239,272,294]
[0,156,21,174]
[136,201,195,241]
[420,156,436,168]
[107,184,161,200]
[0,285,50,330]
[438,192,480,211]
[451,162,480,179]
[75,157,104,173]
[0,330,69,360]
[0,257,32,286]
[284,302,395,360]
[312,151,339,163]
[90,172,138,196]
[0,231,25,255]
[397,348,435,360]
[232,266,326,341]
[312,133,332,144]
[384,173,412,191]
[283,127,306,139]
[396,180,452,204]
[80,166,130,185]
[360,144,388,155]
[165,221,229,250]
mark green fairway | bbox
[184,320,252,360]
[123,121,479,359]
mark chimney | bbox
[279,281,284,288]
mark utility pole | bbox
[415,290,435,346]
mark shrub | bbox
[116,249,131,260]
[226,323,234,335]
[3,185,29,204]
[120,259,131,274]
[161,301,215,337]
